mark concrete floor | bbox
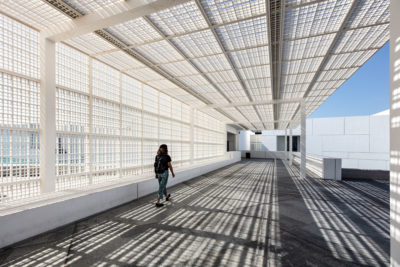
[0,159,389,266]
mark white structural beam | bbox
[202,98,303,109]
[232,119,293,124]
[43,0,192,42]
[40,36,56,193]
[285,128,288,160]
[390,0,400,265]
[289,128,293,165]
[190,108,195,165]
[300,103,306,179]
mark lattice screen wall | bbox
[0,13,40,202]
[0,14,227,202]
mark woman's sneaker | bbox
[166,194,171,201]
[155,203,164,207]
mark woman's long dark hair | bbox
[157,144,168,155]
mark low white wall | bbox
[0,152,241,249]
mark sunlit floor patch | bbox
[0,159,389,266]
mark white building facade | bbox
[240,110,389,171]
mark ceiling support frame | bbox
[194,0,267,130]
[287,0,361,129]
[141,15,255,129]
[42,0,246,129]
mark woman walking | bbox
[154,144,175,207]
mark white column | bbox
[300,102,306,179]
[289,128,293,165]
[190,108,194,165]
[140,83,144,174]
[284,128,287,160]
[119,72,122,176]
[390,1,400,265]
[88,58,93,184]
[40,36,56,193]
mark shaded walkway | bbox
[0,160,389,266]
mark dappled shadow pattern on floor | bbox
[0,159,389,266]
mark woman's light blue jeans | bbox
[157,170,169,200]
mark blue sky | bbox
[309,42,389,118]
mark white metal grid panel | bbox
[278,103,299,122]
[97,51,145,71]
[63,0,124,14]
[92,98,120,136]
[284,0,352,40]
[237,106,260,122]
[160,93,172,118]
[229,46,269,68]
[345,0,389,28]
[282,34,335,61]
[194,110,225,161]
[56,89,89,133]
[148,1,208,36]
[332,24,389,54]
[0,74,40,202]
[0,12,228,202]
[247,87,272,101]
[324,50,377,70]
[0,0,71,30]
[121,106,142,139]
[56,44,89,93]
[238,65,271,80]
[121,74,142,109]
[92,60,120,102]
[0,13,40,202]
[200,0,266,25]
[0,13,40,79]
[171,30,224,58]
[160,61,199,77]
[106,18,163,47]
[134,40,184,65]
[64,33,116,55]
[191,54,231,73]
[143,85,159,114]
[206,69,238,84]
[221,107,248,123]
[255,104,274,122]
[281,57,323,76]
[216,17,268,50]
[126,68,165,82]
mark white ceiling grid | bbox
[297,0,390,125]
[97,51,145,71]
[200,0,266,24]
[148,2,208,36]
[0,0,72,30]
[65,33,116,55]
[63,0,124,15]
[0,0,390,130]
[106,18,163,47]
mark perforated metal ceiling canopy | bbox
[0,0,390,130]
